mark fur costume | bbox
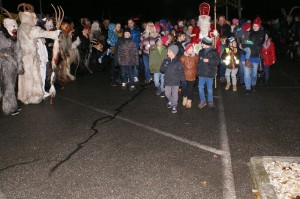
[17,3,60,104]
[0,11,23,115]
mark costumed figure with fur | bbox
[190,2,220,54]
[49,7,81,97]
[0,7,24,115]
[17,3,61,104]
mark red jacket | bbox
[261,40,276,66]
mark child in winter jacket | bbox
[221,37,241,91]
[261,32,276,85]
[160,45,185,113]
[150,37,167,96]
[180,42,198,108]
[197,36,221,109]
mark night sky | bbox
[1,0,299,25]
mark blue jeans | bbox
[153,72,165,92]
[238,61,244,84]
[243,47,251,59]
[142,54,151,81]
[243,61,259,90]
[198,77,214,103]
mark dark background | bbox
[1,0,299,26]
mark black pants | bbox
[182,80,195,100]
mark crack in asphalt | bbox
[49,83,150,176]
[0,159,40,172]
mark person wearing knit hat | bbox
[160,44,185,113]
[240,16,265,95]
[180,42,199,108]
[241,22,251,31]
[232,18,239,26]
[183,42,194,52]
[253,17,262,29]
[197,35,221,109]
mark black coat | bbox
[160,57,185,86]
[197,46,221,78]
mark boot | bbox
[182,97,187,106]
[232,85,237,91]
[225,82,231,90]
[186,100,192,108]
[245,59,252,67]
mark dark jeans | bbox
[219,63,226,77]
[264,65,270,81]
[182,80,195,100]
[120,65,134,87]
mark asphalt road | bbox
[1,57,299,199]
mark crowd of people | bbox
[0,3,299,115]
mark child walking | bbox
[180,42,198,108]
[197,36,221,109]
[261,31,276,86]
[160,45,185,113]
[150,37,167,96]
[221,37,241,91]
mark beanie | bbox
[253,17,262,28]
[201,36,213,46]
[183,42,193,52]
[241,22,251,31]
[161,36,168,45]
[232,18,239,25]
[168,45,179,56]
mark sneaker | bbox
[160,92,165,98]
[144,79,152,84]
[155,87,161,95]
[198,102,207,109]
[129,86,136,91]
[171,105,177,113]
[121,83,127,89]
[245,90,251,95]
[133,77,139,83]
[167,102,172,108]
[208,102,215,109]
[10,110,20,116]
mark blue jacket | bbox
[107,23,118,47]
[130,27,141,50]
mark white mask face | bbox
[3,18,18,37]
[44,19,54,31]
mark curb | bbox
[250,156,300,199]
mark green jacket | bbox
[149,45,167,73]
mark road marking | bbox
[59,95,236,198]
[217,88,237,199]
[59,95,225,156]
